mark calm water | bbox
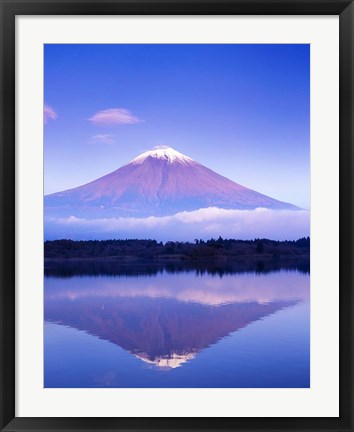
[44,261,310,388]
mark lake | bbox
[44,260,310,388]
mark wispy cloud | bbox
[45,208,310,242]
[153,145,170,150]
[88,108,141,126]
[44,104,57,124]
[89,134,115,145]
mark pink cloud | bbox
[89,134,115,145]
[88,108,141,126]
[44,104,57,124]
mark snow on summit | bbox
[130,146,195,165]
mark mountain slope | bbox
[45,147,299,218]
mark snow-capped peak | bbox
[130,146,194,165]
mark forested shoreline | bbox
[45,237,310,261]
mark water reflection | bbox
[45,263,309,371]
[44,257,310,278]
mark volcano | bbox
[45,146,298,219]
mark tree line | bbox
[44,237,310,260]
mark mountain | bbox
[45,146,299,219]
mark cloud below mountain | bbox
[45,207,310,241]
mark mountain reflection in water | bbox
[45,261,309,377]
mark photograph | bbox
[43,43,310,388]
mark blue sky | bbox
[44,44,310,209]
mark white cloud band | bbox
[45,207,310,241]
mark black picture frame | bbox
[1,1,353,431]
